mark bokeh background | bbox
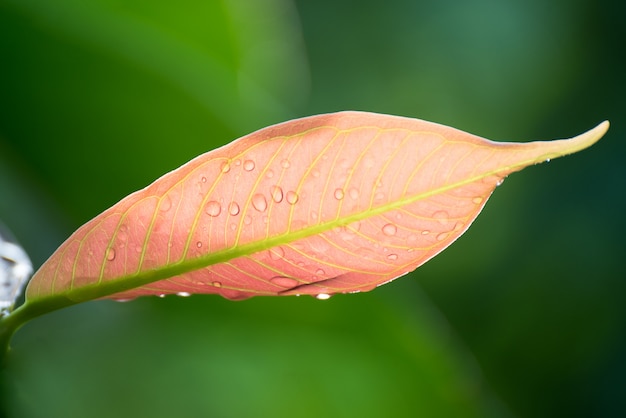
[1,0,624,417]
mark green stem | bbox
[0,296,77,362]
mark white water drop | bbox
[252,194,267,212]
[382,223,397,236]
[205,201,221,217]
[270,186,284,203]
[316,293,331,300]
[286,191,299,205]
[228,202,240,216]
[270,276,299,288]
[243,160,255,171]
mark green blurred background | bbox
[1,0,624,417]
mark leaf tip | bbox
[571,120,610,150]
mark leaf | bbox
[25,112,608,304]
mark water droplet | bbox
[348,188,360,200]
[234,159,241,166]
[269,246,285,260]
[436,232,449,241]
[106,248,116,261]
[160,196,172,212]
[312,169,320,178]
[205,201,221,217]
[496,178,505,187]
[433,211,449,225]
[334,188,345,200]
[316,293,331,300]
[453,222,464,231]
[212,281,222,288]
[281,159,291,169]
[158,294,166,298]
[228,202,240,216]
[407,235,418,244]
[270,186,283,203]
[220,161,231,173]
[286,191,299,205]
[374,192,385,201]
[270,276,299,288]
[421,230,430,235]
[311,211,318,220]
[243,160,255,171]
[266,169,274,179]
[387,253,399,261]
[382,223,397,236]
[315,268,325,276]
[243,216,252,225]
[472,197,483,205]
[230,223,237,231]
[113,298,135,303]
[201,176,207,183]
[196,241,203,248]
[252,194,267,212]
[177,292,191,297]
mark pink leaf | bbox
[26,112,608,303]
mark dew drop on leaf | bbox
[270,186,284,203]
[281,159,291,169]
[433,211,449,225]
[472,197,484,205]
[316,293,331,300]
[177,292,191,297]
[252,194,268,212]
[196,241,202,248]
[334,188,345,200]
[348,187,360,200]
[205,201,221,217]
[212,281,222,288]
[387,253,398,261]
[268,246,285,260]
[382,223,397,236]
[106,248,116,261]
[160,196,172,212]
[228,202,240,216]
[286,191,299,205]
[243,160,255,171]
[220,161,231,173]
[436,232,449,241]
[270,276,299,288]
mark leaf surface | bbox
[25,112,608,303]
